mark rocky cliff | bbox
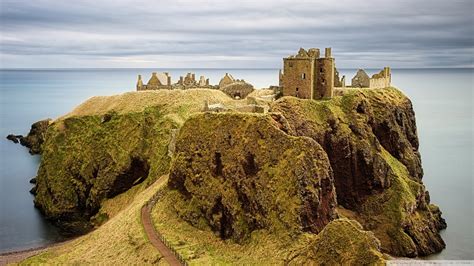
[270,88,446,257]
[169,113,337,241]
[167,87,445,258]
[29,90,239,233]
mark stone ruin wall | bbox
[280,58,314,99]
[314,57,334,99]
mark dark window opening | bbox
[320,68,323,73]
[214,152,223,176]
[301,73,306,79]
[289,62,294,67]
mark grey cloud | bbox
[0,0,472,68]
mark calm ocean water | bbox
[0,68,472,259]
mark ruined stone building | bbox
[279,47,335,100]
[351,67,391,89]
[219,73,235,88]
[218,73,254,99]
[136,72,172,90]
[177,73,211,88]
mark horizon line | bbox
[1,67,473,71]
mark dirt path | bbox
[141,203,182,266]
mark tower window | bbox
[289,62,294,67]
[301,73,306,79]
[320,68,323,73]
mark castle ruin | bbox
[279,47,335,100]
[136,48,391,102]
[135,72,254,99]
[279,47,391,100]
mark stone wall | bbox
[369,67,391,89]
[280,57,315,99]
[351,69,370,88]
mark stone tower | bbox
[279,47,334,100]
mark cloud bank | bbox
[1,0,472,68]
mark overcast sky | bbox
[0,0,472,68]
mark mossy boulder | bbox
[271,87,446,257]
[169,112,337,242]
[290,218,386,265]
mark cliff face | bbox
[271,88,446,257]
[169,113,337,241]
[32,90,238,233]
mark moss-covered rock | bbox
[290,218,386,265]
[271,87,446,257]
[169,112,337,242]
[33,89,239,233]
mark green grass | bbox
[21,177,169,265]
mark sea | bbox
[0,68,472,259]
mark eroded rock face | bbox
[169,113,337,242]
[33,108,173,233]
[6,119,52,154]
[271,88,446,257]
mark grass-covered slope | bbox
[21,176,168,265]
[34,89,239,232]
[290,218,386,265]
[271,87,446,257]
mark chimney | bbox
[325,47,332,58]
[136,75,143,90]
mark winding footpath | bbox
[1,176,182,266]
[141,203,182,266]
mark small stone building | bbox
[219,73,235,88]
[218,73,254,99]
[136,72,172,91]
[351,67,391,89]
[279,47,335,100]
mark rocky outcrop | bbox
[169,113,337,242]
[6,119,51,154]
[290,219,386,264]
[34,110,167,233]
[271,88,446,257]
